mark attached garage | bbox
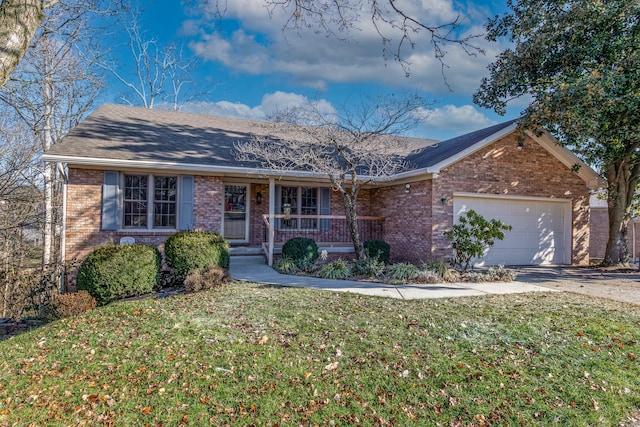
[453,193,572,266]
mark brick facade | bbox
[430,133,590,265]
[370,180,432,262]
[65,133,591,266]
[65,169,223,262]
[365,133,590,264]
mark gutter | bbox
[41,154,434,185]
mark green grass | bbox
[0,282,638,426]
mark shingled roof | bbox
[44,104,434,169]
[43,103,601,186]
[405,119,519,169]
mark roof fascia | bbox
[41,154,333,180]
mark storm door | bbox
[223,185,249,241]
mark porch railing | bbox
[262,214,385,266]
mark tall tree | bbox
[0,0,121,88]
[0,7,102,266]
[97,11,207,110]
[0,0,49,88]
[235,94,428,260]
[473,0,640,266]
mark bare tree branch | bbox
[235,93,429,259]
[206,0,484,78]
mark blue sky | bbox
[100,0,523,141]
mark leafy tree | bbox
[444,209,512,271]
[473,0,639,266]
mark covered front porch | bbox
[222,179,384,266]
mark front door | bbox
[223,185,249,241]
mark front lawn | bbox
[0,282,638,426]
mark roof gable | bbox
[405,119,518,170]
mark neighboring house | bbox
[42,104,603,268]
[589,195,640,263]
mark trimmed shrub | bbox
[386,262,420,281]
[282,237,319,267]
[164,231,230,278]
[364,240,390,264]
[184,265,229,293]
[54,291,96,318]
[77,244,161,306]
[318,259,352,279]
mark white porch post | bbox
[268,178,275,266]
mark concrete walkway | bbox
[229,256,557,300]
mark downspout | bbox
[633,219,636,264]
[57,162,68,292]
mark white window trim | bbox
[280,185,321,231]
[119,173,179,231]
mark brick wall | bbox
[370,180,432,263]
[65,169,224,262]
[430,133,590,265]
[193,176,224,231]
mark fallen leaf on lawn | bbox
[324,362,339,371]
[141,406,152,415]
[259,336,269,345]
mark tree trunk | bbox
[343,192,365,260]
[0,0,45,88]
[42,74,54,266]
[603,161,639,266]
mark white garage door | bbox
[453,194,571,266]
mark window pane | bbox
[280,186,298,229]
[301,187,318,229]
[124,175,148,228]
[153,176,177,228]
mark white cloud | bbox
[418,104,496,131]
[176,91,336,123]
[186,0,510,94]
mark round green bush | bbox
[164,231,230,277]
[281,237,319,267]
[77,244,161,306]
[364,239,390,264]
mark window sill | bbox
[117,229,177,236]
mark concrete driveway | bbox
[513,266,640,306]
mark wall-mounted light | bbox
[440,197,447,205]
[404,184,411,193]
[256,192,262,205]
[517,137,525,150]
